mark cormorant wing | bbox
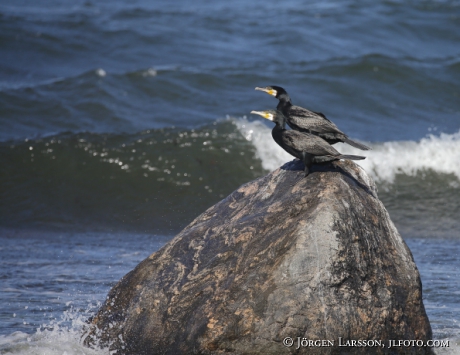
[288,105,344,135]
[312,110,330,122]
[281,130,340,156]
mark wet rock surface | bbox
[84,159,432,354]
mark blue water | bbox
[1,0,459,353]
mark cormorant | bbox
[254,86,370,150]
[251,110,366,176]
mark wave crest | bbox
[234,118,460,184]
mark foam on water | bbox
[431,328,460,355]
[337,131,460,185]
[234,118,460,185]
[0,306,109,355]
[234,117,292,171]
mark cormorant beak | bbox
[250,110,274,122]
[255,87,277,97]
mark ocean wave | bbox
[0,123,263,232]
[234,118,460,184]
[1,118,459,233]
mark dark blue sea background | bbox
[0,0,459,353]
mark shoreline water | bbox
[0,229,459,354]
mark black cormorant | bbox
[250,109,366,176]
[255,86,370,151]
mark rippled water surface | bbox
[1,0,459,353]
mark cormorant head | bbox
[255,86,290,101]
[250,109,286,126]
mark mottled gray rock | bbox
[84,160,432,355]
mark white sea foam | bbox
[95,68,106,77]
[434,337,460,355]
[142,68,157,77]
[234,118,460,184]
[234,118,292,171]
[0,306,110,355]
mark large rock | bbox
[84,160,432,354]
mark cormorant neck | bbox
[274,118,287,131]
[277,93,292,105]
[276,95,292,112]
[271,119,286,147]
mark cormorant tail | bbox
[339,154,366,161]
[343,137,371,151]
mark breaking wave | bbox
[234,118,460,185]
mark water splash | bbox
[0,304,110,355]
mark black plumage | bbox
[255,85,370,151]
[251,110,366,176]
